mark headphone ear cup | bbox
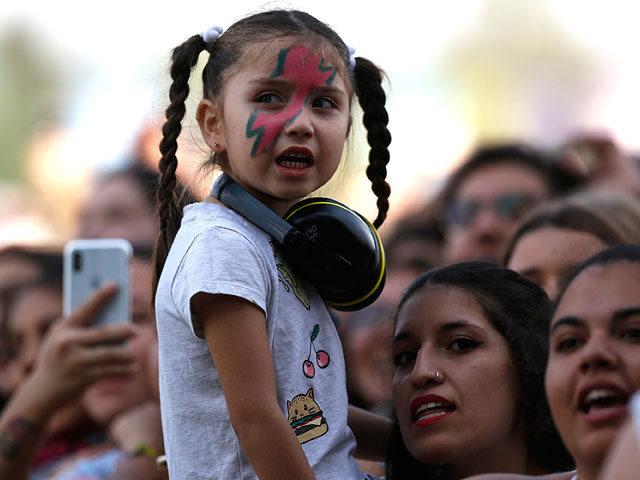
[284,198,386,311]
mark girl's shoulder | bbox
[462,472,575,480]
[182,202,268,241]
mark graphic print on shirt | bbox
[271,241,310,309]
[287,388,329,444]
[302,324,331,379]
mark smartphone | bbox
[63,238,132,326]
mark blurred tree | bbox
[0,23,65,181]
[439,0,599,147]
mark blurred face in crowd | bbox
[81,257,156,426]
[0,257,41,292]
[5,284,87,434]
[0,255,45,396]
[342,268,418,411]
[442,162,549,264]
[77,174,158,246]
[6,285,62,392]
[507,226,607,300]
[78,168,159,426]
[546,261,640,479]
[391,286,526,478]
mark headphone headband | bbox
[211,173,385,310]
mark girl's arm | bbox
[193,292,315,480]
[347,405,393,461]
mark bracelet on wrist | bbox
[126,443,159,461]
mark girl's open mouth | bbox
[277,153,312,169]
[276,147,314,170]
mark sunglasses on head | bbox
[443,193,541,228]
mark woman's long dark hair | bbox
[386,262,574,479]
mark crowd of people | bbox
[1,7,640,480]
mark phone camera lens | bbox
[73,252,82,271]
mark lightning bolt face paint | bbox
[246,46,337,157]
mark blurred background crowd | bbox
[3,1,640,479]
[2,0,640,245]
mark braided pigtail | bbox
[353,57,391,229]
[153,35,207,298]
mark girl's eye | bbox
[392,350,417,367]
[311,97,336,109]
[256,93,283,104]
[449,337,482,353]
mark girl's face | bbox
[546,261,640,471]
[508,226,607,300]
[198,40,351,216]
[391,286,525,477]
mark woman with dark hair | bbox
[503,190,640,300]
[387,262,573,479]
[469,245,640,480]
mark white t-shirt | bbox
[155,202,365,479]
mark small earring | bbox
[213,142,220,148]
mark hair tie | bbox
[347,45,356,72]
[200,25,223,44]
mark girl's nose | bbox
[283,108,314,138]
[410,347,443,387]
[580,334,619,373]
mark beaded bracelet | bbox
[127,443,159,461]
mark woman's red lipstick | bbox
[410,394,455,427]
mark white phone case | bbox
[63,238,132,326]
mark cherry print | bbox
[302,324,331,378]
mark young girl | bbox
[153,9,392,480]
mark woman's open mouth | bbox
[578,386,629,423]
[411,394,456,427]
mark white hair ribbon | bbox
[347,45,356,71]
[200,25,224,44]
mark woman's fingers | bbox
[64,282,119,328]
[71,324,136,347]
[75,343,136,368]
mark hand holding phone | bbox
[63,238,133,326]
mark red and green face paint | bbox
[246,46,337,157]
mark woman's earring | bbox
[214,142,220,148]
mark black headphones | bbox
[211,174,385,311]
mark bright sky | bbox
[3,0,640,222]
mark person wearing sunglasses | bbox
[437,143,576,264]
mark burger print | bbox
[287,388,328,444]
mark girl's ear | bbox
[196,99,226,153]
